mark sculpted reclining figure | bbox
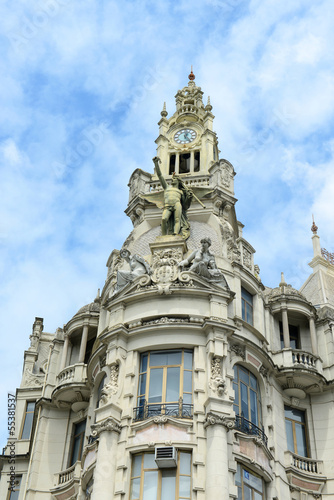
[115,249,151,292]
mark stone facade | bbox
[1,75,333,500]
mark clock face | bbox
[174,128,196,144]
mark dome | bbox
[73,301,100,317]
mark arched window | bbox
[233,365,264,440]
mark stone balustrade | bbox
[57,461,81,485]
[292,349,317,368]
[285,451,324,475]
[56,363,87,387]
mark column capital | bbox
[91,417,121,438]
[204,412,234,429]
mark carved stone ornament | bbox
[219,219,240,263]
[231,344,246,360]
[90,417,121,438]
[259,365,268,379]
[209,357,226,396]
[114,249,151,294]
[153,415,168,424]
[220,162,234,189]
[149,247,192,294]
[21,368,45,388]
[242,245,252,270]
[99,364,119,406]
[204,412,234,429]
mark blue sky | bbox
[1,0,334,445]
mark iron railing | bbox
[235,415,268,446]
[133,398,193,422]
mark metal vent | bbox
[155,447,177,468]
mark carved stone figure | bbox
[115,249,151,292]
[99,364,119,406]
[179,237,229,288]
[209,357,226,396]
[141,157,211,240]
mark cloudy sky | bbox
[1,0,334,445]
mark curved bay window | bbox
[130,451,192,500]
[233,365,267,444]
[236,464,265,500]
[134,350,193,421]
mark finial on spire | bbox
[311,214,318,234]
[160,101,168,118]
[94,288,101,303]
[188,65,195,81]
[279,272,287,287]
[205,95,213,112]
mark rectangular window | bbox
[284,406,308,457]
[69,419,86,466]
[179,153,191,174]
[7,476,21,500]
[135,350,193,421]
[130,451,191,500]
[279,322,300,349]
[169,154,176,175]
[194,152,200,172]
[236,464,264,499]
[20,401,35,439]
[241,287,253,326]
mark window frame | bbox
[284,405,309,457]
[7,475,21,500]
[236,463,265,500]
[137,350,193,411]
[19,401,36,440]
[233,365,262,427]
[69,419,86,467]
[130,451,192,500]
[241,287,254,326]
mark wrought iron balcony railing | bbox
[235,415,268,446]
[133,398,193,422]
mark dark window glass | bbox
[70,420,86,466]
[179,153,191,173]
[241,287,253,326]
[279,322,300,349]
[169,154,176,175]
[21,402,35,439]
[233,366,262,426]
[284,406,308,457]
[194,152,200,172]
[84,336,96,364]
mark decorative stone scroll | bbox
[90,417,121,438]
[209,357,226,396]
[204,412,234,429]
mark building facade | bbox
[1,73,334,500]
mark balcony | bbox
[284,451,326,494]
[234,415,268,447]
[50,461,81,500]
[52,363,90,407]
[273,349,325,396]
[133,399,193,422]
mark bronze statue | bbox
[141,157,212,239]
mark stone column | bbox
[59,333,69,371]
[190,151,194,172]
[282,308,290,348]
[91,418,121,500]
[175,153,180,174]
[309,316,318,356]
[205,413,234,499]
[78,324,89,363]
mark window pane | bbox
[139,373,147,396]
[183,392,192,404]
[244,469,263,492]
[243,484,252,500]
[161,469,176,500]
[285,419,294,453]
[75,420,86,434]
[71,436,81,463]
[183,370,192,393]
[235,464,241,486]
[250,389,258,425]
[150,352,167,366]
[21,412,34,439]
[249,373,257,390]
[179,475,191,497]
[166,367,180,402]
[184,351,193,370]
[179,452,191,474]
[167,351,182,365]
[148,368,163,403]
[132,455,142,477]
[233,382,239,406]
[254,492,263,500]
[284,406,305,423]
[239,367,249,385]
[144,453,157,469]
[26,402,35,411]
[143,471,158,500]
[130,477,141,499]
[295,423,308,456]
[141,353,148,372]
[240,383,249,419]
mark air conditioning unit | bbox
[155,446,177,468]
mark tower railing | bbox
[234,415,268,446]
[133,398,193,422]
